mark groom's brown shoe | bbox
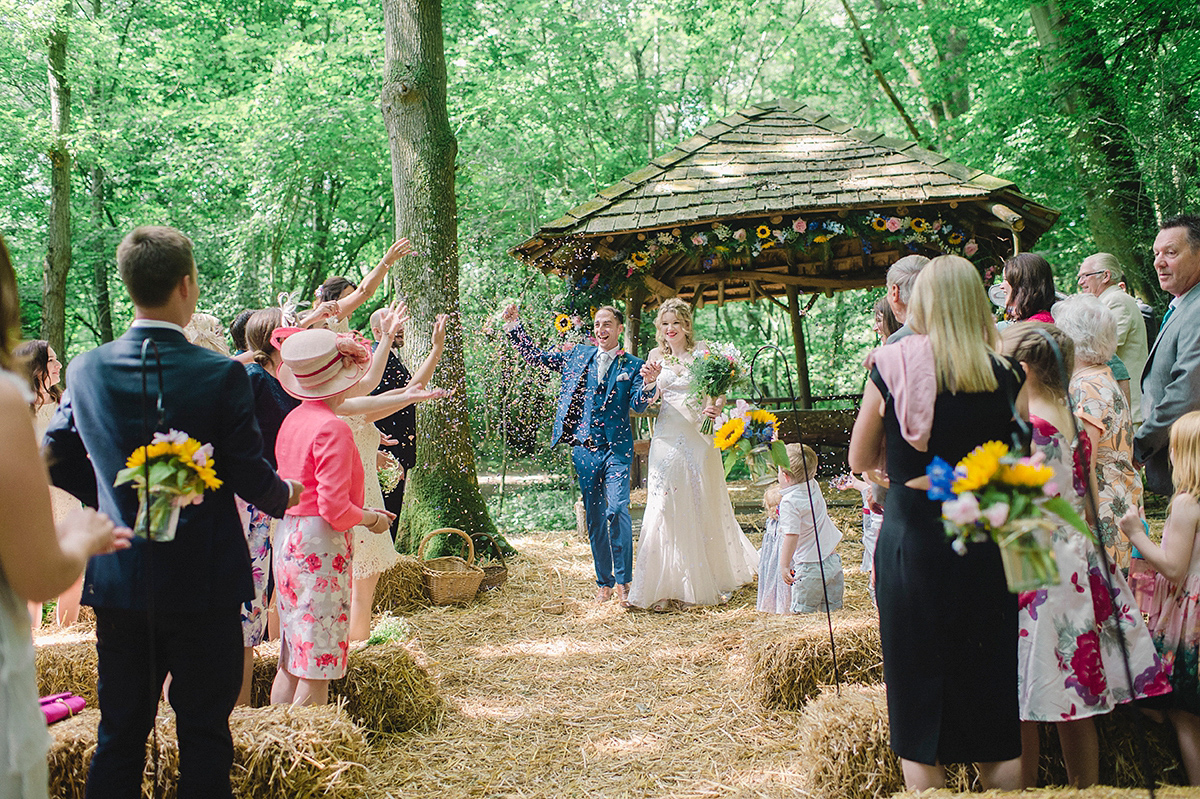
[616,583,632,608]
[595,585,613,603]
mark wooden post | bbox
[624,286,645,356]
[785,284,813,409]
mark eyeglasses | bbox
[1077,270,1107,283]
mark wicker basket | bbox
[474,532,508,592]
[417,528,484,606]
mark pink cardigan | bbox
[275,401,365,531]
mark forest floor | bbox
[364,506,871,798]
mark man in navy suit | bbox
[43,226,302,798]
[503,304,652,604]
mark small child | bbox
[757,484,790,614]
[1120,409,1200,785]
[778,444,844,614]
[834,471,882,604]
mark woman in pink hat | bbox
[270,327,445,706]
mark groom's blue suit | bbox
[508,324,651,586]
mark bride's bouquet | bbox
[713,400,790,482]
[687,342,747,434]
[114,429,222,542]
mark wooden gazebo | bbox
[511,98,1059,407]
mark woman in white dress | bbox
[628,298,759,611]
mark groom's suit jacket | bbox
[1136,284,1200,495]
[508,324,651,461]
[43,324,292,611]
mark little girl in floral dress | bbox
[757,484,789,614]
[1002,322,1169,788]
[1120,410,1200,785]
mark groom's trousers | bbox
[573,444,634,587]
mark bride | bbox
[627,298,759,610]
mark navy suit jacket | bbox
[508,324,651,461]
[43,325,291,612]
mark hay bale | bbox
[47,704,369,799]
[252,641,442,733]
[748,613,883,709]
[35,631,98,708]
[799,685,971,799]
[894,789,1200,798]
[1030,708,1187,788]
[372,556,428,613]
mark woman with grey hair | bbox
[1052,294,1142,569]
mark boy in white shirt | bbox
[778,443,844,613]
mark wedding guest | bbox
[1053,294,1143,569]
[835,471,881,605]
[849,255,1027,791]
[0,235,129,799]
[884,255,929,343]
[778,444,843,614]
[873,297,901,342]
[756,484,790,614]
[229,309,254,354]
[44,225,302,798]
[1002,322,1168,788]
[15,339,84,628]
[271,328,445,703]
[233,308,300,705]
[1000,253,1057,323]
[183,311,230,355]
[298,239,413,330]
[1077,254,1149,424]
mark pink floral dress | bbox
[1017,417,1170,721]
[1144,504,1200,716]
[274,401,366,681]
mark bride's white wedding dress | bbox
[627,355,759,609]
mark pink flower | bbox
[691,232,708,246]
[733,228,747,242]
[944,493,981,525]
[792,217,805,232]
[316,653,337,667]
[964,239,979,256]
[931,219,942,231]
[303,553,322,573]
[332,554,347,573]
[1043,481,1060,497]
[885,217,903,232]
[1065,630,1107,704]
[627,267,635,277]
[1089,568,1115,623]
[982,502,1010,528]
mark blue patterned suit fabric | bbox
[508,324,651,586]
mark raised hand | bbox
[500,303,519,325]
[404,381,453,404]
[384,301,409,339]
[382,239,414,267]
[379,433,399,447]
[431,313,448,349]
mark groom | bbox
[503,304,652,603]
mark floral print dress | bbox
[1144,510,1200,716]
[1070,364,1142,570]
[1017,417,1170,722]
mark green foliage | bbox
[365,611,412,646]
[486,485,577,533]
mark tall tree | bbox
[381,0,497,551]
[43,0,71,355]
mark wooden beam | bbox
[641,273,677,299]
[786,284,813,409]
[988,203,1026,232]
[718,280,726,307]
[671,270,885,290]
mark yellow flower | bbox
[631,251,649,267]
[952,441,1008,493]
[554,314,572,333]
[948,232,964,245]
[911,217,928,232]
[871,217,887,231]
[756,225,771,239]
[998,461,1053,488]
[747,409,778,426]
[760,240,775,250]
[813,235,830,244]
[714,417,745,451]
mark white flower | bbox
[951,539,968,556]
[982,502,1010,528]
[192,443,214,468]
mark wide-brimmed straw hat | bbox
[276,328,369,400]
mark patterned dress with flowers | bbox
[1144,498,1200,716]
[1070,364,1142,570]
[1017,417,1170,722]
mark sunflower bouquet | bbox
[688,342,747,434]
[714,400,790,483]
[114,429,222,542]
[927,441,1092,592]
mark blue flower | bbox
[926,456,957,501]
[861,238,873,255]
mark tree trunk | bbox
[43,1,72,356]
[381,0,497,553]
[1030,0,1156,299]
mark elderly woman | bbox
[1053,294,1142,569]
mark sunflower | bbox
[998,461,1053,489]
[948,232,964,245]
[756,225,771,239]
[952,441,1008,493]
[554,314,573,334]
[714,417,746,451]
[911,217,928,233]
[813,235,830,244]
[871,216,888,231]
[760,240,775,250]
[746,409,778,426]
[631,251,649,267]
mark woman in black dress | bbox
[850,255,1028,790]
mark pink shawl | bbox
[872,334,936,452]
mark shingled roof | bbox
[511,98,1058,306]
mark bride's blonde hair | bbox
[654,298,695,353]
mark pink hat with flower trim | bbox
[276,328,370,400]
